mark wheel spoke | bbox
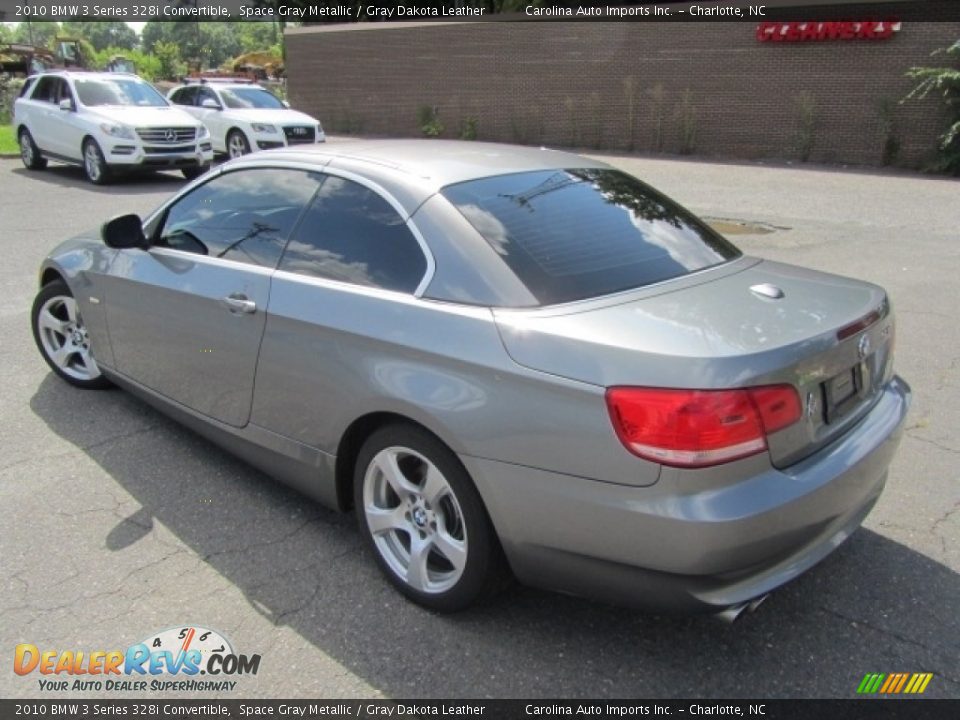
[421,465,448,506]
[50,344,75,369]
[365,504,407,536]
[377,451,417,498]
[62,297,79,324]
[432,528,467,572]
[75,349,97,376]
[405,536,431,592]
[39,308,68,335]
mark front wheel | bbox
[226,130,251,159]
[31,280,111,389]
[82,139,111,185]
[354,424,505,611]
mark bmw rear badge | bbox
[806,391,818,419]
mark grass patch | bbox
[0,126,18,155]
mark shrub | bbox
[904,39,960,175]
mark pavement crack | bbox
[904,432,959,455]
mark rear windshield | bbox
[442,169,740,305]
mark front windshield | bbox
[219,87,285,110]
[75,78,168,107]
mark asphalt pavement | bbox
[1,149,957,700]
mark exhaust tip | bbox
[715,594,770,624]
[715,602,749,624]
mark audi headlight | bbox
[99,123,135,139]
[251,123,278,134]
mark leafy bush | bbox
[904,39,960,175]
[459,116,479,141]
[417,105,444,137]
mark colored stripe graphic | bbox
[857,672,933,694]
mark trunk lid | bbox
[493,258,895,468]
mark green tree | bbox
[11,21,62,48]
[905,39,960,175]
[61,21,138,52]
[154,40,187,80]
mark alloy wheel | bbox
[36,295,101,382]
[84,143,102,183]
[20,133,34,166]
[362,446,468,594]
[228,133,248,158]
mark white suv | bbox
[13,71,213,184]
[167,79,325,158]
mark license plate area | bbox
[823,360,870,423]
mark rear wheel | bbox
[31,280,111,390]
[82,139,110,185]
[227,130,251,159]
[19,129,47,170]
[354,424,504,611]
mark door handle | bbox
[222,294,256,314]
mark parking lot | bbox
[1,150,957,699]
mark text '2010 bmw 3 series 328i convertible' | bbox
[31,140,910,617]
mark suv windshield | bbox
[442,169,740,306]
[75,78,167,107]
[220,87,285,109]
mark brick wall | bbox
[286,20,956,168]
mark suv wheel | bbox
[83,139,111,185]
[19,129,48,170]
[227,130,251,159]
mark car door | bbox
[25,76,60,152]
[194,87,228,153]
[103,167,323,427]
[50,79,85,160]
[250,173,431,449]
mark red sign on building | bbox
[756,21,902,42]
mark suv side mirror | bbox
[200,98,221,110]
[58,98,73,111]
[102,214,148,250]
[281,100,290,109]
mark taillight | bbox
[605,385,801,468]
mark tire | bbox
[226,129,251,159]
[31,280,111,390]
[82,139,111,185]
[354,424,504,612]
[19,129,47,170]
[182,165,209,181]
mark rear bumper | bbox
[463,375,911,612]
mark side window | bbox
[58,80,75,108]
[197,87,219,107]
[279,176,428,294]
[31,77,57,103]
[170,87,197,106]
[156,168,323,269]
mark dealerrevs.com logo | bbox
[14,626,260,693]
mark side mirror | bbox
[200,98,221,110]
[101,214,148,250]
[58,98,73,111]
[281,100,291,109]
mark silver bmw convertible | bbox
[32,140,910,617]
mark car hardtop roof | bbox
[263,139,610,189]
[34,70,144,81]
